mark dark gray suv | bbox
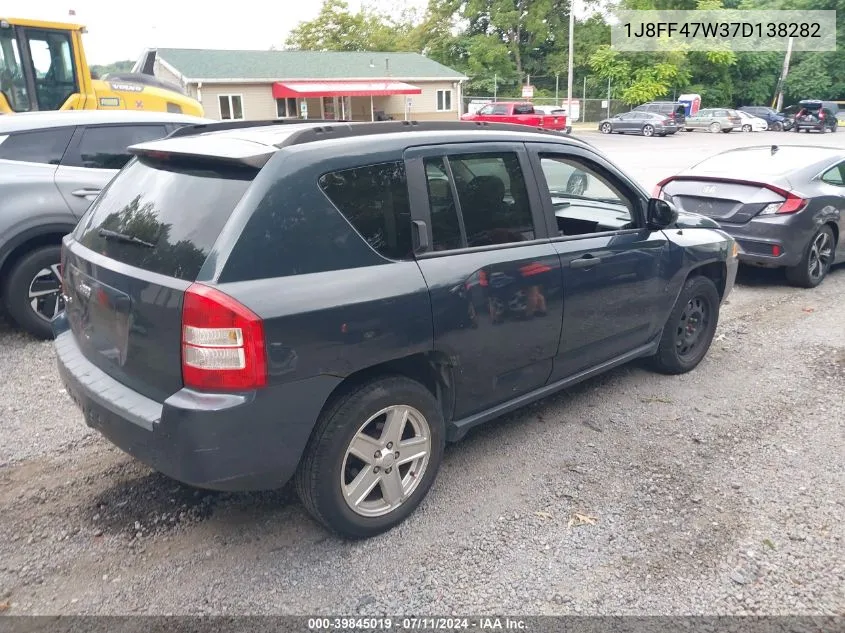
[53,120,738,538]
[0,110,208,338]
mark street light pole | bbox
[566,0,575,123]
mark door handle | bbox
[71,188,102,198]
[570,255,602,268]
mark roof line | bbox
[178,76,468,84]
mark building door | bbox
[322,97,336,120]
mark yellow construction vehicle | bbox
[0,17,204,116]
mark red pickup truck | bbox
[461,101,569,132]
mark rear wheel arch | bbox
[0,226,75,291]
[824,220,839,249]
[316,352,456,428]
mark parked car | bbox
[735,110,768,132]
[654,144,845,287]
[738,106,786,131]
[632,101,687,128]
[792,100,837,133]
[598,111,678,137]
[683,108,742,133]
[54,119,738,539]
[0,110,210,338]
[460,101,568,132]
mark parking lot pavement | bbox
[0,132,843,616]
[582,128,845,192]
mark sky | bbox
[7,0,429,64]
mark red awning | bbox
[272,80,422,99]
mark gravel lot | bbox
[0,129,843,616]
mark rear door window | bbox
[425,151,535,249]
[0,127,74,164]
[319,161,413,261]
[74,158,253,280]
[64,124,169,170]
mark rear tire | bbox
[642,124,655,137]
[3,245,63,340]
[295,376,445,539]
[785,226,835,289]
[648,276,720,375]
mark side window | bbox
[821,162,845,185]
[319,161,413,260]
[69,124,168,169]
[24,29,77,111]
[0,127,74,164]
[513,104,534,115]
[426,152,535,249]
[538,154,637,236]
[478,104,494,115]
[491,104,509,115]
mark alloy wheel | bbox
[808,231,833,283]
[341,405,432,518]
[28,264,64,323]
[643,124,654,137]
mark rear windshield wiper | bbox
[97,228,155,249]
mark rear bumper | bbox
[707,218,811,268]
[53,314,341,492]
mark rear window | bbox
[74,158,253,280]
[691,148,828,177]
[0,127,74,164]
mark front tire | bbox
[3,245,63,340]
[742,124,752,132]
[649,276,720,375]
[600,122,612,134]
[786,226,835,288]
[295,376,445,539]
[709,122,721,133]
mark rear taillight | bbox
[759,195,807,215]
[181,283,267,391]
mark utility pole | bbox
[566,0,575,123]
[555,73,560,104]
[607,76,611,118]
[494,73,497,101]
[774,36,794,111]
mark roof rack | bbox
[166,118,345,139]
[276,119,574,148]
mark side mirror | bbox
[647,197,679,229]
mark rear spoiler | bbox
[128,135,279,169]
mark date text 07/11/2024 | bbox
[623,21,822,39]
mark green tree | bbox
[89,60,134,79]
[285,0,413,51]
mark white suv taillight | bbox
[181,283,267,391]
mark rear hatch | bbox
[62,146,265,402]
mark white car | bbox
[736,110,768,132]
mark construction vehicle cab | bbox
[0,17,204,116]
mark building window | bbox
[436,89,452,112]
[276,97,297,118]
[218,94,244,120]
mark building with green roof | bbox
[133,48,468,122]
